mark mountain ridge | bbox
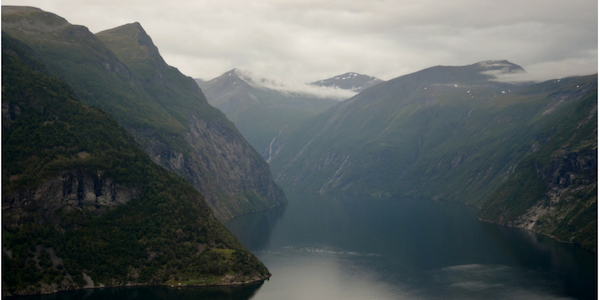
[267,60,596,248]
[2,6,286,221]
[2,32,270,295]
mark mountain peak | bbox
[395,60,526,87]
[311,72,384,92]
[111,22,146,36]
[96,22,164,66]
[215,68,242,80]
[201,69,254,95]
[215,68,247,79]
[214,69,282,89]
[474,60,526,75]
[96,22,153,47]
[228,68,242,77]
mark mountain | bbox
[269,60,529,199]
[268,60,596,248]
[478,86,597,250]
[2,33,270,295]
[2,6,286,221]
[198,69,339,159]
[311,72,384,92]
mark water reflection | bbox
[226,204,286,250]
[9,192,596,300]
[226,192,596,300]
[480,221,597,300]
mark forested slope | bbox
[2,6,286,221]
[2,32,269,296]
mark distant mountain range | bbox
[268,60,596,250]
[198,69,380,159]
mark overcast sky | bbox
[3,0,598,83]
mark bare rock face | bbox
[478,90,597,250]
[141,114,286,221]
[3,170,139,228]
[507,150,597,247]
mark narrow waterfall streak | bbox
[267,125,288,163]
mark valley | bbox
[1,5,596,299]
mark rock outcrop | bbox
[3,170,139,228]
[479,89,597,250]
[140,115,286,220]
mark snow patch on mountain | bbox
[233,69,356,100]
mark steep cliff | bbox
[2,6,286,221]
[479,90,597,250]
[3,170,139,228]
[2,32,270,296]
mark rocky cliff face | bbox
[140,114,285,220]
[95,23,287,221]
[3,170,139,229]
[2,170,139,296]
[482,149,597,251]
[479,89,597,250]
[510,150,596,229]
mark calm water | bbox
[14,192,597,300]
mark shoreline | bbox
[300,190,596,253]
[477,217,596,253]
[4,274,271,297]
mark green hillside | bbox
[2,6,286,221]
[268,61,597,248]
[478,89,597,250]
[1,6,182,135]
[95,22,236,135]
[2,32,269,296]
[270,63,594,202]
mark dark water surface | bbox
[13,192,597,300]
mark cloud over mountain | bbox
[234,69,358,100]
[3,0,596,83]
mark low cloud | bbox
[2,0,597,84]
[235,69,357,100]
[489,55,598,82]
